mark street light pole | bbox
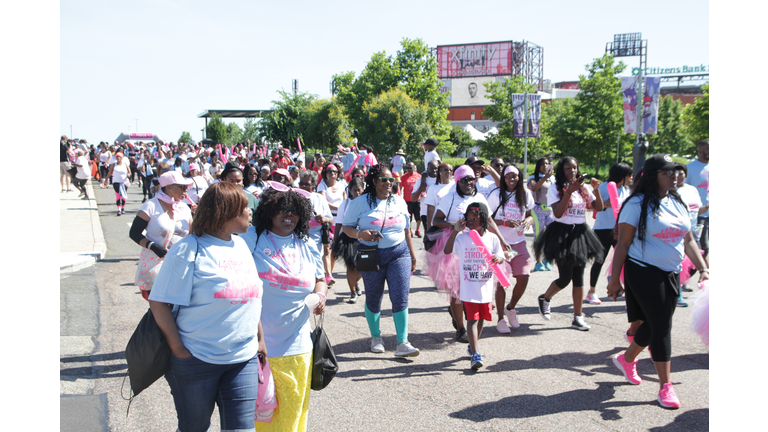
[523,91,529,181]
[135,119,138,132]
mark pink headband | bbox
[503,166,519,176]
[453,165,475,184]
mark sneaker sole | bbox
[612,355,641,385]
[471,360,484,370]
[395,350,419,358]
[657,396,680,409]
[538,308,550,321]
[371,347,385,353]
[572,325,590,331]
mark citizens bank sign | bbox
[632,64,709,76]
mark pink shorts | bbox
[508,241,533,276]
[463,302,493,321]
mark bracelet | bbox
[146,241,154,250]
[316,292,327,302]
[700,269,709,273]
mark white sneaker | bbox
[394,341,419,357]
[571,313,590,331]
[496,319,511,334]
[371,337,385,353]
[504,308,520,329]
[586,292,602,305]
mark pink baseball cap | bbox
[453,165,475,183]
[158,171,194,188]
[271,168,291,178]
[188,163,199,172]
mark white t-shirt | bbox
[436,191,489,223]
[112,160,130,184]
[320,182,345,220]
[187,176,209,204]
[476,176,497,199]
[75,156,91,179]
[424,149,440,171]
[451,230,504,304]
[412,175,437,216]
[486,188,535,245]
[138,197,192,247]
[424,183,455,225]
[677,184,703,224]
[335,198,351,227]
[547,185,595,225]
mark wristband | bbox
[146,241,154,250]
[316,292,327,302]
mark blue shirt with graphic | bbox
[619,194,691,273]
[240,227,325,357]
[343,194,410,249]
[148,234,263,365]
[685,159,709,218]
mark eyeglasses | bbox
[378,177,396,183]
[459,177,476,184]
[354,174,365,178]
[327,170,338,173]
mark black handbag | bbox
[354,199,388,272]
[310,314,338,391]
[124,308,172,398]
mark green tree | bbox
[299,98,354,155]
[242,118,261,146]
[258,90,317,149]
[359,88,434,161]
[567,54,627,175]
[683,83,709,145]
[448,125,477,156]
[205,113,227,145]
[333,38,451,151]
[178,131,193,145]
[647,96,688,156]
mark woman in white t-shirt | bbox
[486,164,535,333]
[587,163,633,305]
[72,149,91,200]
[423,162,454,232]
[98,144,111,189]
[533,156,604,331]
[106,152,131,215]
[527,157,555,271]
[129,171,194,300]
[318,162,347,285]
[428,165,510,343]
[332,177,366,303]
[185,163,209,207]
[606,154,708,409]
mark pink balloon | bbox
[607,181,621,222]
[467,229,512,287]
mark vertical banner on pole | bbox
[643,77,661,135]
[621,76,639,134]
[512,94,526,138]
[527,94,542,138]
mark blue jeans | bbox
[165,353,260,432]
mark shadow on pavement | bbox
[649,408,709,431]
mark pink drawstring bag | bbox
[254,356,278,423]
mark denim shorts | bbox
[165,353,260,432]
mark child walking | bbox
[444,202,506,370]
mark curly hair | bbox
[363,163,395,208]
[492,163,526,218]
[616,159,684,247]
[554,156,592,209]
[252,188,312,240]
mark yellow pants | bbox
[254,351,312,432]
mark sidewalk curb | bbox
[60,179,107,273]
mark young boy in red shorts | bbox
[444,202,506,370]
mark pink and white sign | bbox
[129,133,154,139]
[437,41,513,78]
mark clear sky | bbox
[59,0,709,144]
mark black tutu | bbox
[332,231,358,270]
[534,221,604,268]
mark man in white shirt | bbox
[421,138,441,171]
[465,156,500,198]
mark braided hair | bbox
[492,163,527,219]
[363,163,395,209]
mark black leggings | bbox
[113,183,126,207]
[589,228,616,287]
[554,260,586,289]
[143,174,154,197]
[624,258,679,362]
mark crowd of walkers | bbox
[61,134,710,429]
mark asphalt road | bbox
[61,179,709,431]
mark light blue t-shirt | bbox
[593,183,631,230]
[240,227,325,357]
[148,234,263,365]
[343,194,411,249]
[391,155,406,172]
[685,159,709,218]
[619,194,692,273]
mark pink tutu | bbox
[423,228,461,300]
[689,280,709,347]
[603,248,625,284]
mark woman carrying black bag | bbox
[342,164,420,358]
[148,182,266,432]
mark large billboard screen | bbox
[437,41,513,78]
[450,77,496,107]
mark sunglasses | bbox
[354,174,365,178]
[299,182,314,187]
[459,177,476,184]
[378,177,396,183]
[327,170,338,174]
[280,207,298,215]
[663,169,680,178]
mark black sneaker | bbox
[456,328,468,343]
[681,284,693,292]
[347,291,358,304]
[571,313,590,331]
[448,306,457,330]
[355,282,363,295]
[537,294,551,320]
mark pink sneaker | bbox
[325,275,335,286]
[612,353,641,385]
[624,327,634,344]
[658,382,680,409]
